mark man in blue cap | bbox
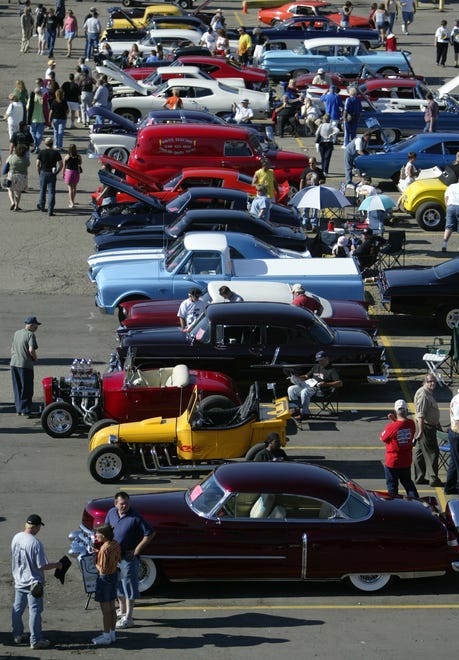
[288,350,342,421]
[10,316,41,416]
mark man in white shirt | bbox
[441,181,459,252]
[200,26,217,54]
[444,389,459,495]
[232,99,253,124]
[84,9,101,60]
[177,288,206,331]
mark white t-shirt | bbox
[445,182,459,206]
[450,392,459,431]
[177,298,206,327]
[11,531,48,588]
[234,104,254,123]
[435,26,450,43]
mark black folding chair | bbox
[310,389,339,417]
[376,230,406,268]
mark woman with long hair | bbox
[49,88,68,149]
[6,144,30,211]
[62,143,82,208]
[63,9,78,58]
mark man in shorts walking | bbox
[441,180,459,252]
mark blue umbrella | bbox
[290,185,351,210]
[358,194,397,212]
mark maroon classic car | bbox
[69,462,459,594]
[119,280,377,338]
[41,359,240,438]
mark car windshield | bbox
[165,191,191,214]
[188,314,210,342]
[151,81,169,97]
[164,237,186,272]
[387,135,420,153]
[338,480,372,519]
[187,472,226,516]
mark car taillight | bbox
[82,509,95,530]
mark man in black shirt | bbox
[288,350,342,420]
[352,227,386,274]
[61,73,80,128]
[36,137,62,216]
[10,122,34,156]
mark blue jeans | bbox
[12,587,43,646]
[446,204,459,232]
[30,123,45,151]
[85,33,99,60]
[11,366,34,414]
[387,11,396,31]
[117,557,140,601]
[445,429,459,493]
[39,170,57,213]
[52,118,66,149]
[344,120,358,146]
[384,466,418,497]
[46,29,56,57]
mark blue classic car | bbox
[88,232,364,316]
[227,16,381,50]
[260,37,412,80]
[355,133,459,182]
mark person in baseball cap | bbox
[10,316,42,416]
[380,399,418,498]
[288,350,342,421]
[177,288,206,331]
[24,316,41,325]
[27,514,45,526]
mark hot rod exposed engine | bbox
[41,359,103,438]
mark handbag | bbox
[2,176,10,188]
[2,161,10,175]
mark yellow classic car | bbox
[108,4,184,31]
[88,384,290,483]
[400,166,459,231]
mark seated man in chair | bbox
[288,350,342,421]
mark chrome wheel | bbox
[348,574,392,592]
[88,447,125,483]
[41,402,78,438]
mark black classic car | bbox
[117,302,388,386]
[379,258,459,330]
[94,208,308,252]
[87,178,301,234]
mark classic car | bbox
[87,177,300,234]
[354,133,459,183]
[257,1,371,27]
[86,383,290,482]
[93,208,308,253]
[107,4,194,30]
[40,359,240,439]
[110,77,270,121]
[125,123,307,188]
[119,280,378,336]
[88,232,365,315]
[378,257,459,330]
[116,301,387,386]
[68,462,459,595]
[400,167,457,231]
[107,4,187,21]
[87,108,277,163]
[227,16,381,50]
[260,37,412,81]
[125,55,270,90]
[102,28,202,58]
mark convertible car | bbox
[41,360,240,439]
[260,37,411,80]
[86,383,289,482]
[119,280,377,335]
[258,1,371,27]
[102,28,202,58]
[68,462,459,594]
[378,257,459,330]
[355,133,459,183]
[117,301,387,385]
[400,167,457,231]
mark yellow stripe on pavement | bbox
[136,604,459,611]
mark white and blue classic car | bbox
[88,233,365,316]
[260,37,412,80]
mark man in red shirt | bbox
[291,283,323,315]
[380,399,418,498]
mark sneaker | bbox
[92,633,111,645]
[30,639,50,649]
[442,246,447,252]
[116,617,135,629]
[429,478,444,487]
[116,609,126,618]
[110,630,116,643]
[401,23,406,33]
[13,634,28,644]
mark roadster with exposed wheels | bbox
[69,462,459,594]
[87,383,290,483]
[40,359,240,438]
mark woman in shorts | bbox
[92,523,121,646]
[62,144,82,208]
[63,9,78,58]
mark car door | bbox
[331,44,357,75]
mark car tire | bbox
[176,0,191,7]
[138,558,162,593]
[438,306,459,331]
[347,574,392,592]
[41,402,79,438]
[271,19,282,26]
[115,109,141,123]
[382,128,400,145]
[122,0,132,5]
[88,446,126,484]
[245,442,266,461]
[88,418,118,440]
[415,202,445,231]
[105,147,130,164]
[200,395,235,412]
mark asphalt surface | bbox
[1,0,459,658]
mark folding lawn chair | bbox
[437,429,451,472]
[422,328,459,387]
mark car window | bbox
[188,473,226,515]
[188,314,210,342]
[339,483,372,519]
[193,86,212,98]
[444,142,459,154]
[215,324,261,346]
[177,251,223,275]
[295,6,316,16]
[265,325,305,345]
[224,140,253,157]
[421,142,444,155]
[311,45,333,56]
[220,492,339,520]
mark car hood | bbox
[383,266,434,292]
[87,106,139,131]
[121,326,188,347]
[438,75,459,98]
[98,171,165,209]
[97,64,149,95]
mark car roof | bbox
[213,462,349,507]
[183,232,229,251]
[206,301,314,324]
[138,123,252,137]
[304,37,360,47]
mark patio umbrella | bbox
[290,185,351,210]
[358,194,397,212]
